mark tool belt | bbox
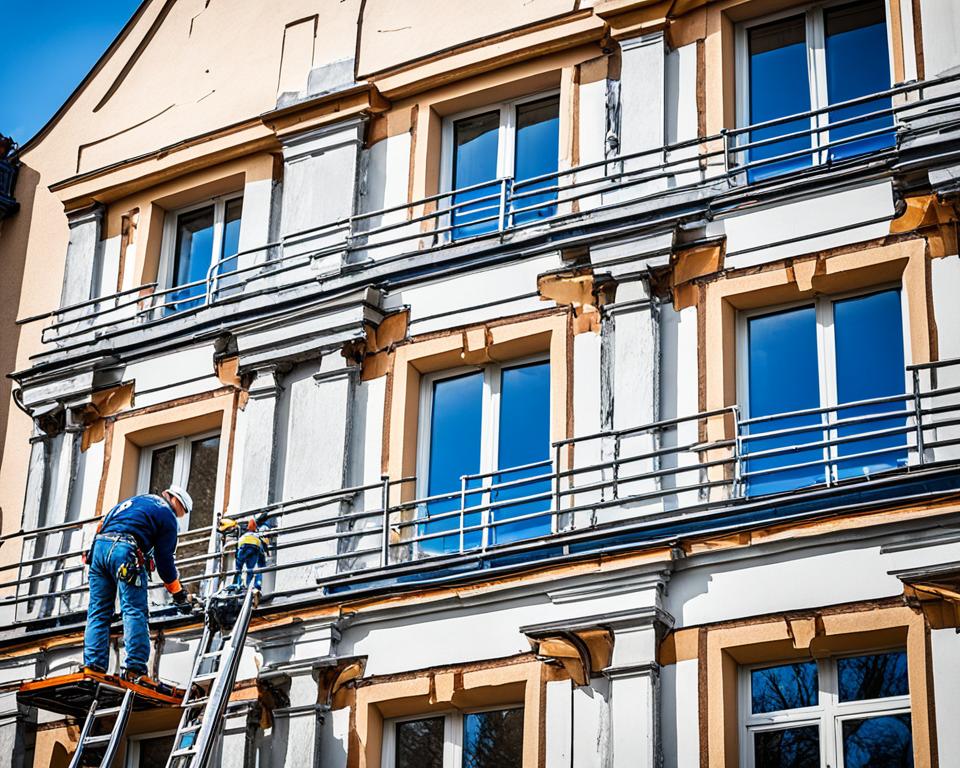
[87,532,156,585]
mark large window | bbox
[138,432,222,582]
[417,360,552,554]
[126,732,176,768]
[739,288,907,496]
[161,195,243,312]
[741,651,913,768]
[444,94,560,239]
[737,0,893,181]
[383,708,524,768]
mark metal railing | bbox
[4,356,959,626]
[26,73,960,348]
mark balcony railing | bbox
[25,73,960,350]
[3,356,959,628]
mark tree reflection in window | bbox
[838,651,909,702]
[395,717,444,768]
[754,725,820,768]
[463,708,523,768]
[842,714,913,768]
[751,661,819,714]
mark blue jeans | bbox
[82,537,151,674]
[233,544,265,590]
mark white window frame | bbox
[126,729,176,768]
[736,286,912,486]
[416,356,552,550]
[380,705,523,768]
[739,651,912,768]
[136,429,226,532]
[439,91,561,234]
[158,193,243,300]
[734,0,894,168]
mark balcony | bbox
[3,356,959,633]
[27,73,960,356]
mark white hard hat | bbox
[166,485,194,516]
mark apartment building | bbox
[1,0,959,766]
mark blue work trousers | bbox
[82,537,151,674]
[233,544,266,590]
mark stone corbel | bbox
[525,627,614,686]
[315,656,366,709]
[893,563,960,629]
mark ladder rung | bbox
[170,747,197,758]
[203,649,225,658]
[92,706,123,718]
[193,671,219,683]
[183,697,209,709]
[82,733,114,747]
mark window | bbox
[417,360,551,554]
[161,195,242,312]
[443,94,560,239]
[138,432,222,581]
[736,0,894,181]
[126,732,176,768]
[739,288,907,496]
[383,708,524,768]
[741,651,913,767]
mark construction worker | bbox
[218,511,273,596]
[83,486,196,683]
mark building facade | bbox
[1,0,960,766]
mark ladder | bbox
[165,583,257,768]
[67,683,135,768]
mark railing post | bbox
[731,406,743,499]
[379,475,390,568]
[459,474,467,555]
[913,368,925,464]
[552,442,561,533]
[612,433,621,500]
[498,177,510,232]
[720,128,730,174]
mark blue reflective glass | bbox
[747,15,812,182]
[754,725,820,768]
[751,662,819,714]
[842,714,913,768]
[463,709,524,768]
[422,372,483,553]
[834,290,906,480]
[745,306,823,495]
[838,651,909,702]
[512,97,559,225]
[825,0,894,161]
[452,111,500,239]
[168,205,215,313]
[218,197,243,276]
[491,362,551,545]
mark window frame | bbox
[439,90,561,238]
[738,650,912,768]
[158,192,244,299]
[736,285,912,487]
[734,0,895,167]
[125,729,177,768]
[136,429,224,532]
[380,705,524,768]
[414,355,553,554]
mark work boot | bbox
[252,588,262,608]
[121,670,173,696]
[81,665,107,677]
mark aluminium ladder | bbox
[67,683,135,768]
[165,582,257,768]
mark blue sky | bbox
[1,1,142,145]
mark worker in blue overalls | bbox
[83,486,196,685]
[218,511,274,600]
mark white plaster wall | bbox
[722,181,895,269]
[355,132,417,262]
[664,43,701,190]
[546,679,573,768]
[660,658,698,768]
[919,0,960,77]
[228,176,276,297]
[569,332,603,529]
[125,344,220,409]
[97,234,122,298]
[573,73,607,213]
[931,628,960,759]
[572,678,609,768]
[670,534,960,627]
[929,255,960,462]
[384,253,561,335]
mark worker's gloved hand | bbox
[171,589,195,615]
